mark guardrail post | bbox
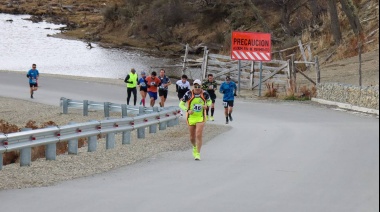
[122,131,131,144]
[104,102,110,118]
[0,134,3,170]
[137,106,145,139]
[83,100,89,116]
[45,126,57,161]
[88,135,97,152]
[0,153,2,170]
[149,107,159,134]
[159,116,167,131]
[68,122,78,155]
[20,128,32,167]
[106,133,115,149]
[62,98,68,114]
[121,104,128,118]
[106,118,115,149]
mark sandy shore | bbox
[0,73,231,190]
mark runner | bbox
[219,76,237,124]
[145,71,161,107]
[179,79,212,161]
[124,68,138,106]
[202,73,217,121]
[26,63,39,99]
[157,69,171,107]
[176,74,191,116]
[138,71,148,107]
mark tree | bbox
[247,0,271,33]
[328,0,342,44]
[339,0,362,35]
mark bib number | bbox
[31,79,37,83]
[140,82,146,87]
[223,101,228,107]
[193,104,203,112]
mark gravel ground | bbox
[0,96,231,190]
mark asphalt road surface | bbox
[0,71,379,212]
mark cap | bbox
[141,71,146,75]
[226,76,231,80]
[193,79,202,85]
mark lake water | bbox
[0,13,177,79]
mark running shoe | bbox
[206,115,209,121]
[225,119,229,124]
[229,114,233,122]
[194,152,201,161]
[210,116,214,121]
[192,146,197,158]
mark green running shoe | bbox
[210,116,214,121]
[192,146,197,158]
[194,152,201,161]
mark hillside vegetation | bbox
[1,0,378,61]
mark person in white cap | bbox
[179,79,212,161]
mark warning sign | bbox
[231,32,272,61]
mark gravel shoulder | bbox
[0,93,231,191]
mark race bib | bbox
[223,102,228,107]
[31,79,37,83]
[208,85,213,90]
[150,82,155,85]
[140,82,146,87]
[193,104,203,112]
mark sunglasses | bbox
[194,85,201,89]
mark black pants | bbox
[127,87,137,105]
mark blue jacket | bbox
[219,81,237,101]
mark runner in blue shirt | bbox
[219,76,237,124]
[26,64,39,99]
[158,69,171,107]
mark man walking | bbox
[202,73,217,121]
[124,68,138,106]
[158,69,171,107]
[27,63,39,99]
[219,76,237,124]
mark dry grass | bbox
[264,82,278,97]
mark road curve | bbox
[0,71,379,212]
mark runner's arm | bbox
[179,101,187,111]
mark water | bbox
[0,13,176,79]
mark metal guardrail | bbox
[0,106,181,170]
[60,97,170,117]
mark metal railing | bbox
[0,105,181,170]
[61,97,172,117]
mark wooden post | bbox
[315,56,321,84]
[250,61,255,90]
[298,40,310,68]
[291,54,297,93]
[258,62,263,97]
[358,41,362,87]
[238,60,241,95]
[182,44,189,75]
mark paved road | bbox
[0,71,379,212]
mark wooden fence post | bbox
[315,56,321,84]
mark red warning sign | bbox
[231,32,272,61]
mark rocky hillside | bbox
[1,0,378,61]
